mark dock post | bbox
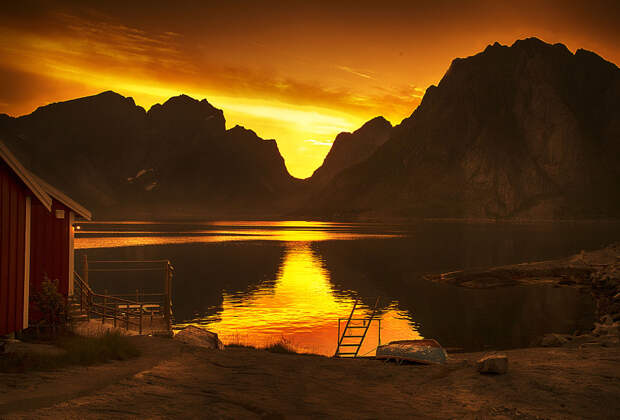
[139,304,143,335]
[82,254,89,286]
[337,319,340,346]
[102,291,107,324]
[164,261,171,331]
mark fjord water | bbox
[75,221,620,356]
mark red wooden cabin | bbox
[0,142,91,336]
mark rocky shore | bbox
[426,243,620,348]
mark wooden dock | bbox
[70,258,174,336]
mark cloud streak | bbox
[336,65,375,80]
[305,139,334,147]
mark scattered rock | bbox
[477,354,508,374]
[593,322,620,337]
[579,342,602,349]
[175,325,224,350]
[540,333,570,347]
[599,335,620,347]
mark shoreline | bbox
[1,335,619,419]
[76,217,620,225]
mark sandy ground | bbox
[1,335,620,419]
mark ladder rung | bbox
[343,335,364,338]
[338,344,360,347]
[346,326,367,329]
[336,352,357,355]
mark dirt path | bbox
[0,337,180,416]
[2,336,620,419]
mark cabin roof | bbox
[0,140,52,211]
[30,173,92,221]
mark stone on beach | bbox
[477,354,508,374]
[593,321,620,337]
[540,333,570,347]
[175,325,224,350]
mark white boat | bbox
[375,339,447,364]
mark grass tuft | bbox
[225,343,257,349]
[60,331,141,364]
[0,331,140,373]
[263,338,298,354]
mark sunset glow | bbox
[2,1,619,177]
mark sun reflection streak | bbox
[176,242,421,356]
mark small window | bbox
[55,209,65,219]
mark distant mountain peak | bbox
[27,90,142,118]
[309,116,393,184]
[147,94,225,133]
[512,36,550,49]
[356,116,392,132]
[150,94,219,113]
[308,37,620,219]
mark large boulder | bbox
[476,353,508,374]
[175,325,224,350]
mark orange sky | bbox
[1,1,619,178]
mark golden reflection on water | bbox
[74,222,399,249]
[177,243,421,356]
[75,221,419,356]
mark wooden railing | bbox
[72,259,173,334]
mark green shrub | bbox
[32,276,67,336]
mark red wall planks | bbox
[0,161,27,336]
[28,199,71,323]
[1,158,74,332]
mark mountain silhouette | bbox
[1,38,618,220]
[309,116,392,187]
[0,91,299,218]
[307,38,620,220]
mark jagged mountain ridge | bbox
[0,91,300,218]
[306,38,620,219]
[1,37,618,220]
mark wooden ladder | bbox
[334,297,379,358]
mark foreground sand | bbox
[1,335,619,419]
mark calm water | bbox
[75,221,620,356]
